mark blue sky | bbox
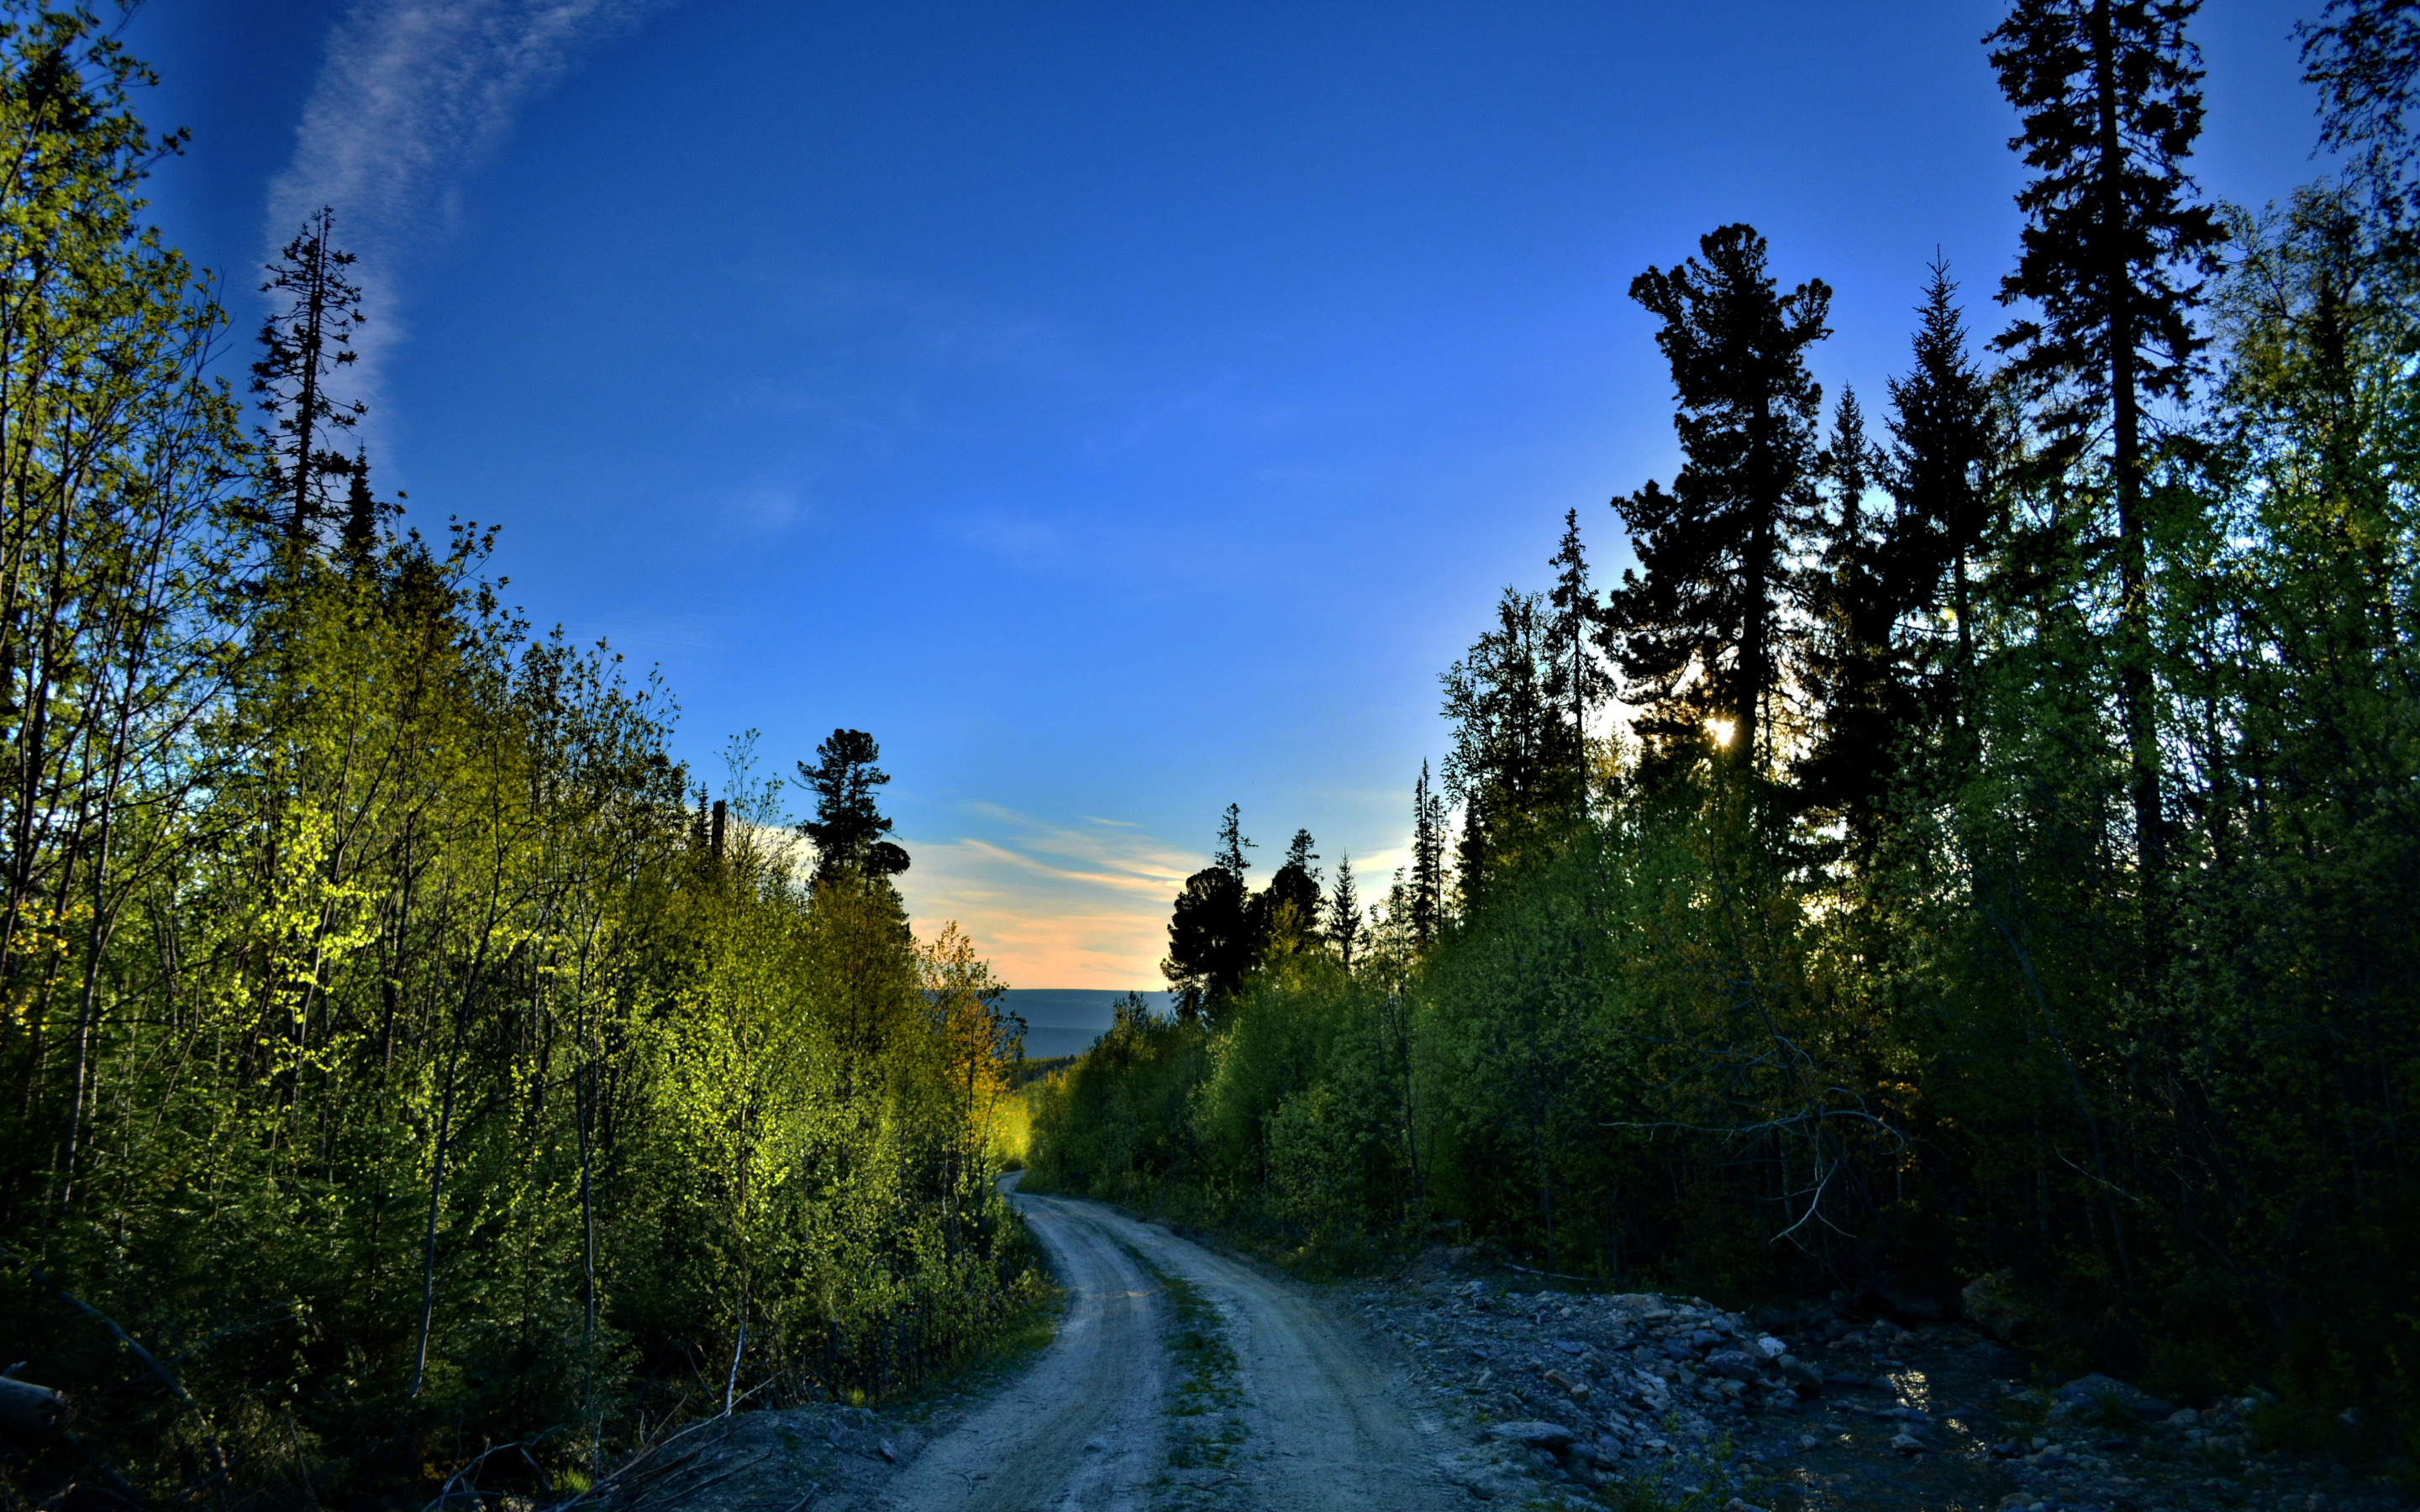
[133,0,2328,985]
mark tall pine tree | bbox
[1604,223,1831,785]
[252,207,366,546]
[1249,827,1323,953]
[795,728,910,882]
[1987,0,2224,878]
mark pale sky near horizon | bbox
[129,0,2332,988]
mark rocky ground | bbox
[1350,1247,2413,1512]
[560,1231,2414,1512]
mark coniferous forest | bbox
[1027,0,2420,1460]
[0,8,1038,1508]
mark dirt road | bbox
[869,1181,1167,1511]
[871,1178,1460,1512]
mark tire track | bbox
[1026,1193,1461,1512]
[865,1181,1166,1511]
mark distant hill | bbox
[1002,989,1175,1059]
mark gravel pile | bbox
[1348,1253,2412,1512]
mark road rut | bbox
[873,1177,1457,1511]
[868,1184,1166,1511]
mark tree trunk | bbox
[2093,0,2165,887]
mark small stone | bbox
[1704,1349,1760,1382]
[2054,1373,2173,1420]
[2166,1408,2199,1428]
[1798,1434,1819,1450]
[1082,1437,1106,1453]
[877,1439,898,1463]
[1486,1420,1579,1450]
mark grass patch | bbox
[1118,1241,1245,1473]
[1592,1418,1757,1512]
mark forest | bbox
[1025,0,2420,1461]
[0,8,1038,1509]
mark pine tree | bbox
[2301,0,2420,176]
[1281,827,1318,882]
[251,207,367,545]
[1214,801,1254,879]
[1250,828,1323,953]
[1603,223,1832,784]
[1987,0,2225,878]
[795,728,909,882]
[1164,804,1256,1014]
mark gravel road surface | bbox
[866,1179,1167,1511]
[865,1176,1458,1512]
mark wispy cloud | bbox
[266,0,665,414]
[895,807,1202,989]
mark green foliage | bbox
[1035,6,2420,1452]
[0,16,1035,1506]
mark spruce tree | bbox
[1441,590,1554,895]
[1885,260,1998,732]
[1987,0,2224,877]
[338,453,404,570]
[252,207,367,545]
[1544,508,1608,790]
[1797,387,1907,856]
[1603,223,1831,783]
[1409,763,1445,948]
[1326,851,1362,969]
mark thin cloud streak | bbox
[266,0,665,417]
[897,808,1201,988]
[894,806,1409,989]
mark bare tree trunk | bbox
[409,1000,467,1399]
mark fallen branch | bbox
[0,1246,192,1405]
[1502,1262,1601,1285]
